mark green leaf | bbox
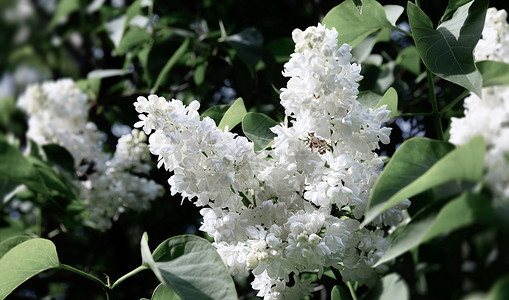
[441,0,473,23]
[407,0,488,96]
[0,238,60,299]
[488,275,509,300]
[242,113,279,151]
[0,236,31,259]
[477,60,509,87]
[152,283,181,300]
[48,0,80,30]
[266,38,294,64]
[226,28,263,73]
[141,233,237,300]
[26,156,74,199]
[366,273,409,300]
[193,63,207,86]
[362,136,485,226]
[0,137,50,197]
[331,285,350,300]
[374,192,493,267]
[395,46,421,76]
[322,0,392,47]
[117,27,152,55]
[200,105,230,125]
[384,5,404,26]
[88,69,129,79]
[358,91,383,109]
[375,87,398,118]
[42,144,76,180]
[152,38,190,93]
[218,98,248,132]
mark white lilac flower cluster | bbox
[134,24,407,299]
[450,8,509,206]
[17,79,163,230]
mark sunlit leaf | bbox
[0,239,60,299]
[48,0,80,30]
[375,87,398,118]
[362,136,485,226]
[322,0,393,47]
[0,236,31,259]
[407,0,488,96]
[218,98,247,132]
[151,283,181,300]
[366,273,409,300]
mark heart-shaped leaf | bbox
[141,233,237,300]
[0,238,60,299]
[407,0,488,96]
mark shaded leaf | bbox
[42,144,76,180]
[200,105,230,125]
[488,275,509,300]
[407,0,488,96]
[242,113,279,151]
[194,63,207,86]
[0,236,31,259]
[375,192,493,266]
[266,38,294,64]
[331,285,350,300]
[363,136,485,226]
[322,0,392,47]
[152,39,190,93]
[375,87,398,118]
[0,137,49,197]
[395,46,421,76]
[0,239,60,299]
[141,233,237,300]
[218,98,247,132]
[226,28,263,73]
[477,60,509,87]
[117,27,152,55]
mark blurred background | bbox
[1,0,509,299]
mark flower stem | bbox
[397,112,434,117]
[58,263,111,298]
[391,25,412,38]
[111,265,149,289]
[426,69,444,140]
[440,90,470,117]
[347,282,358,300]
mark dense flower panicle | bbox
[18,79,162,230]
[474,8,509,63]
[136,24,407,299]
[450,8,509,205]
